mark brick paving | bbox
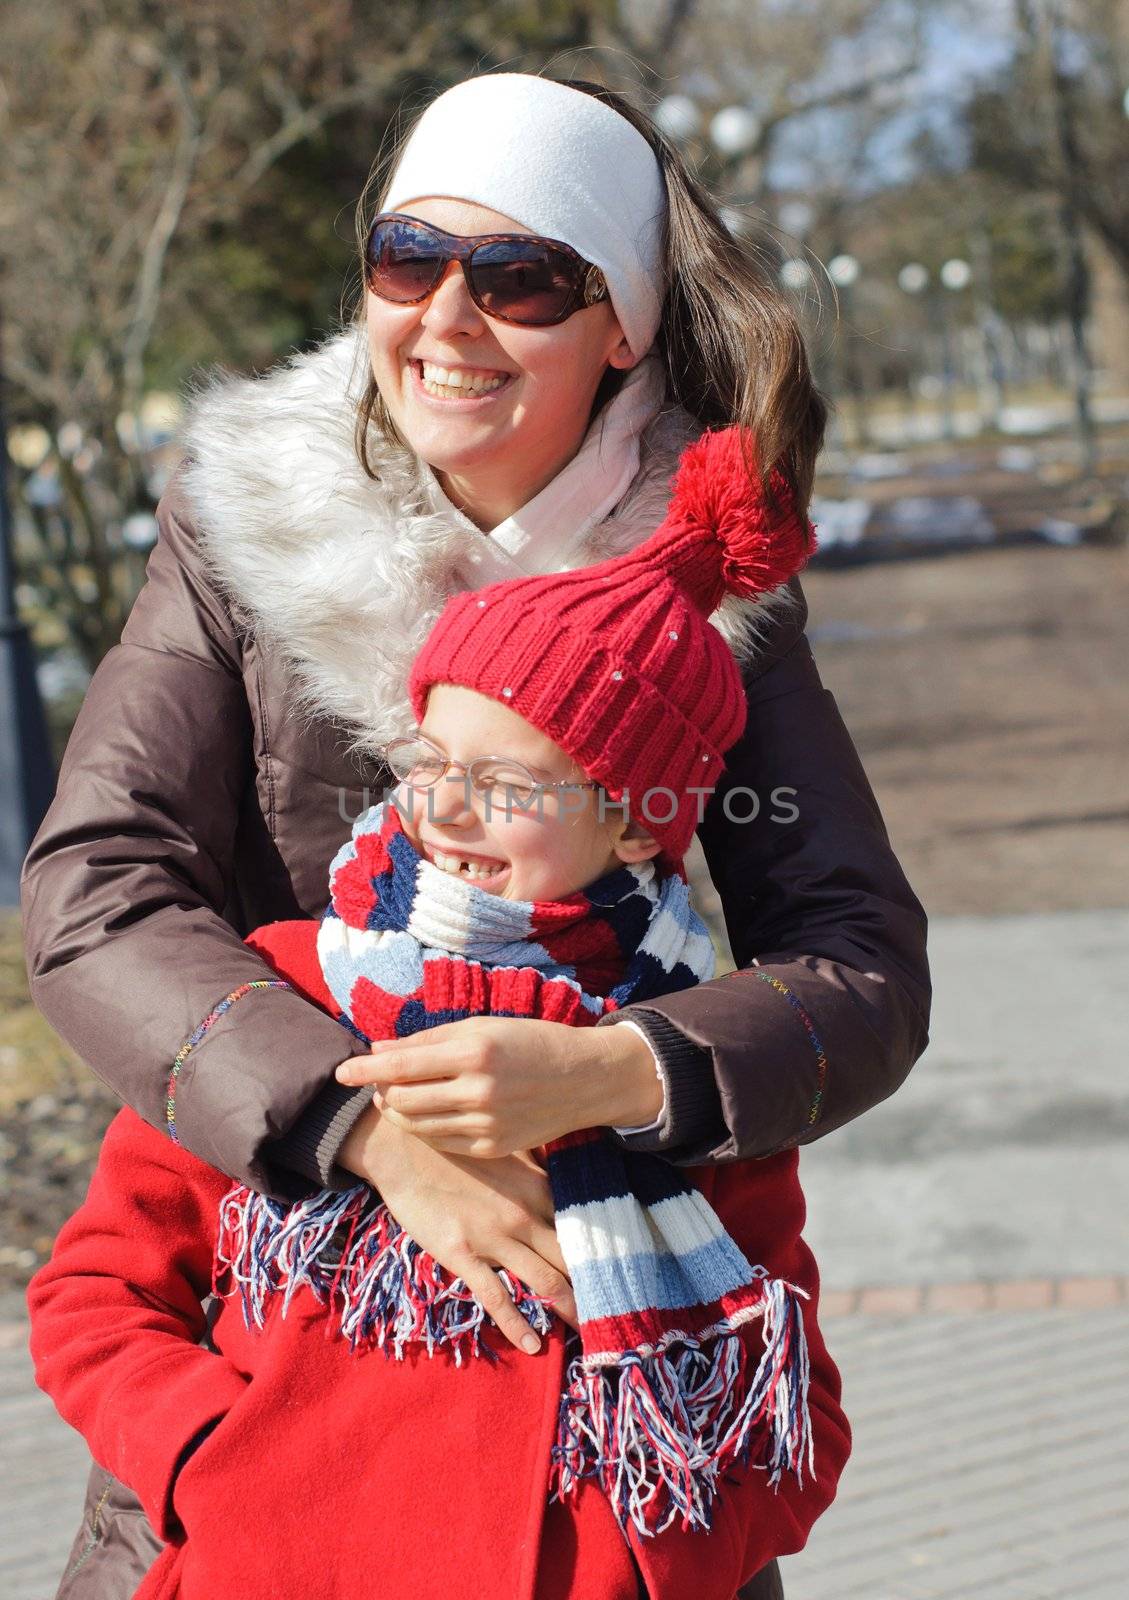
[4,1294,1127,1600]
[820,1273,1129,1319]
[782,1303,1129,1600]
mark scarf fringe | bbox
[549,1277,814,1538]
[215,1184,814,1538]
[215,1183,554,1364]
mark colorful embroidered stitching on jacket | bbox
[752,970,829,1129]
[167,980,292,1143]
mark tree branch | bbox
[118,59,201,419]
[226,80,387,201]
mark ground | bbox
[0,917,118,1288]
[802,538,1129,915]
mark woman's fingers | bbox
[525,1215,572,1284]
[508,1168,576,1312]
[340,1114,578,1351]
[336,1029,465,1088]
[379,1077,475,1116]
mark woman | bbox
[21,72,930,1600]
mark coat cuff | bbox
[596,1008,727,1158]
[266,1079,375,1192]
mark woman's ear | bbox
[603,309,638,372]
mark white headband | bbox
[382,73,667,360]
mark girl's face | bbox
[397,684,660,902]
[365,196,638,528]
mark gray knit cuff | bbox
[267,1080,375,1193]
[595,1008,727,1156]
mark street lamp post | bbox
[654,95,703,145]
[967,228,1008,433]
[0,305,56,905]
[708,106,761,161]
[827,252,870,448]
[937,258,972,442]
[898,264,930,439]
[655,94,763,203]
[895,265,927,438]
[1028,0,1098,478]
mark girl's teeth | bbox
[430,850,506,879]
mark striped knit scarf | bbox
[215,799,813,1537]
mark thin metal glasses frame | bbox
[380,734,602,803]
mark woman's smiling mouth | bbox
[409,358,516,403]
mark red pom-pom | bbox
[666,426,817,602]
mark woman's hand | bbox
[337,1101,579,1353]
[334,1016,663,1158]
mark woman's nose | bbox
[420,259,482,336]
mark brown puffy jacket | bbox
[21,330,930,1598]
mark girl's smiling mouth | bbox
[420,841,511,883]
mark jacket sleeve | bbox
[599,578,931,1164]
[19,473,372,1199]
[25,1107,249,1543]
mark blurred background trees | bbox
[1,0,623,682]
[2,0,1128,726]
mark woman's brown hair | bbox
[350,75,826,513]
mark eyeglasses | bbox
[364,213,610,327]
[381,734,602,807]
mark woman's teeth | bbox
[418,360,509,398]
[429,850,507,880]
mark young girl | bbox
[21,70,929,1599]
[28,426,851,1600]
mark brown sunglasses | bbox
[364,212,610,327]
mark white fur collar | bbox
[178,324,799,757]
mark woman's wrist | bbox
[580,1021,666,1130]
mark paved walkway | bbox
[3,908,1128,1597]
[783,1304,1128,1599]
[794,909,1129,1292]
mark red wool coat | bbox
[28,920,851,1600]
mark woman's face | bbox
[365,196,638,528]
[396,684,660,902]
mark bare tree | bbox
[969,2,1129,278]
[962,0,1129,471]
[609,0,924,203]
[2,0,936,676]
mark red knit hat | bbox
[408,426,817,863]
